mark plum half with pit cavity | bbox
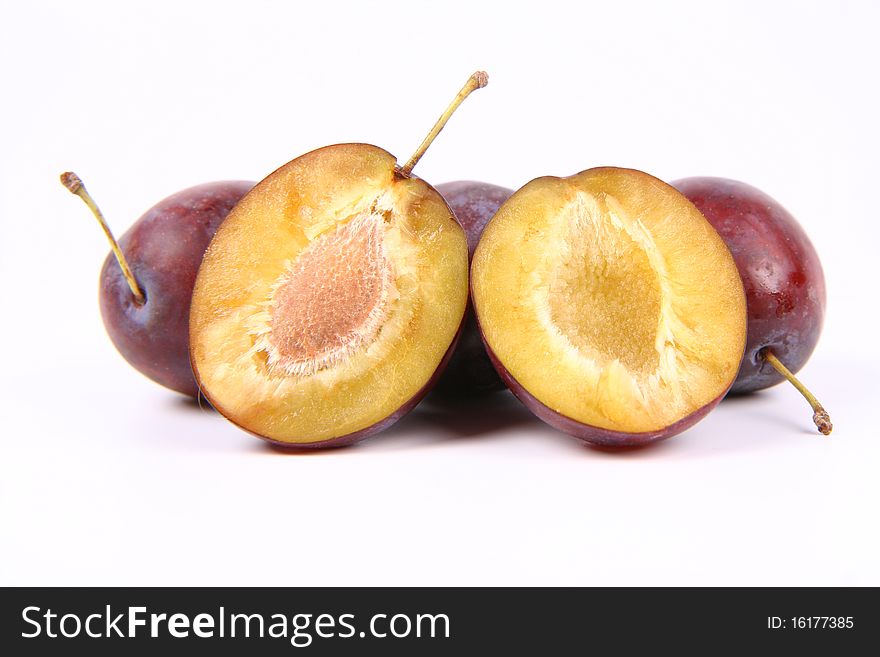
[471,167,748,447]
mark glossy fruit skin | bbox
[432,181,513,398]
[672,177,825,394]
[100,181,253,396]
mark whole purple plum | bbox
[673,176,830,434]
[63,173,253,396]
[672,177,825,393]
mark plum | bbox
[673,176,831,434]
[189,73,489,447]
[62,173,253,396]
[471,168,747,447]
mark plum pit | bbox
[262,212,396,377]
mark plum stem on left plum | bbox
[60,172,146,305]
[760,348,832,435]
[398,71,489,177]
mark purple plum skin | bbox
[672,177,826,394]
[100,181,254,397]
[431,181,513,398]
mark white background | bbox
[1,0,878,586]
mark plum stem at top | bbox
[398,71,489,177]
[60,172,146,305]
[760,348,832,435]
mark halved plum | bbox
[190,144,469,447]
[471,167,748,446]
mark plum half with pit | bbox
[471,167,748,447]
[433,181,513,398]
[62,173,253,396]
[673,176,831,434]
[190,73,488,448]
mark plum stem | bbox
[398,71,489,177]
[60,172,146,304]
[760,348,832,435]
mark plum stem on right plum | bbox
[760,348,832,435]
[398,71,488,177]
[60,171,146,305]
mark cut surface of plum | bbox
[190,144,469,447]
[471,167,747,445]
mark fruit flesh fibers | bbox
[190,144,468,446]
[471,167,747,443]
